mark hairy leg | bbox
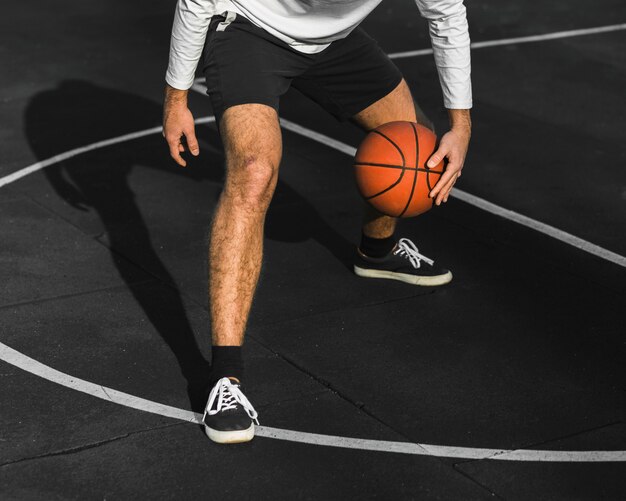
[352,79,432,238]
[209,104,282,346]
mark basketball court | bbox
[1,1,625,498]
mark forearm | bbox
[164,84,189,107]
[447,109,471,134]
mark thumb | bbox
[427,146,448,168]
[185,127,200,156]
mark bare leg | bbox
[352,79,432,239]
[209,104,282,347]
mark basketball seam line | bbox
[370,130,406,167]
[354,162,442,174]
[363,168,406,201]
[398,123,420,217]
[362,129,409,201]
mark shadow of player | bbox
[24,80,353,411]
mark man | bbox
[163,0,471,444]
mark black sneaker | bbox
[203,377,259,444]
[354,237,452,286]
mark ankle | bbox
[209,346,244,386]
[359,232,396,258]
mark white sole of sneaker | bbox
[354,266,453,286]
[204,423,255,444]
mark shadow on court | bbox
[23,80,353,410]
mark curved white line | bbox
[0,115,624,461]
[2,342,624,462]
[0,117,215,190]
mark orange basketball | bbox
[354,121,444,218]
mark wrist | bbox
[447,109,471,135]
[164,84,189,107]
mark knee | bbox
[225,156,278,211]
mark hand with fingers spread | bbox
[163,84,200,167]
[427,109,471,206]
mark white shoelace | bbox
[393,238,434,269]
[204,377,259,425]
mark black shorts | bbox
[201,12,403,123]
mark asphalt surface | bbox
[1,0,625,499]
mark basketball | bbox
[354,121,444,218]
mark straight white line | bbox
[388,23,626,59]
[277,117,626,268]
[2,341,625,462]
[280,118,357,156]
[190,22,626,91]
[452,191,626,267]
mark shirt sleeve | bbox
[414,0,472,109]
[166,0,214,90]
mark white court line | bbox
[0,127,159,189]
[0,116,625,462]
[277,117,626,268]
[388,23,626,59]
[0,117,216,190]
[2,341,624,462]
[451,190,626,267]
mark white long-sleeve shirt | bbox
[166,0,472,109]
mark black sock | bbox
[359,232,396,258]
[209,346,243,386]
